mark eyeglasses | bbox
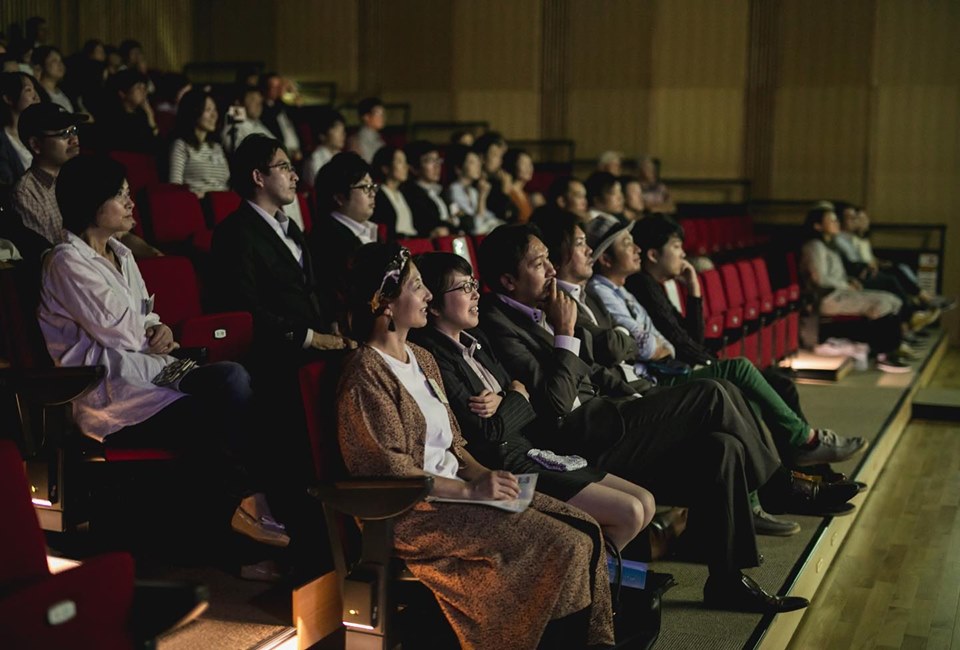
[266,161,296,174]
[422,156,444,166]
[41,125,78,140]
[350,183,380,196]
[444,278,480,295]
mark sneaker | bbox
[898,343,922,360]
[876,353,911,373]
[753,507,800,536]
[793,429,868,466]
[910,308,941,332]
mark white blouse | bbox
[372,345,461,480]
[38,233,184,440]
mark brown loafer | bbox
[231,507,290,547]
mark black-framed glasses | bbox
[444,278,480,295]
[350,182,380,196]
[266,161,296,174]
[41,125,78,140]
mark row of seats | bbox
[681,215,769,258]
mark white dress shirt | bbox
[331,211,378,244]
[38,232,184,440]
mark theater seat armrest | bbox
[308,477,434,520]
[171,346,208,363]
[0,366,105,405]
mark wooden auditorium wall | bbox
[2,0,193,73]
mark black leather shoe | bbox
[703,573,809,613]
[767,471,858,517]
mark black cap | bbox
[18,103,88,144]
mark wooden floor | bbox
[789,348,960,650]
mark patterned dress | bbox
[337,343,614,649]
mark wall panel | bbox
[275,1,359,90]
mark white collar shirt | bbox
[332,211,378,245]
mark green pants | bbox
[664,357,809,447]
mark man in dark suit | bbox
[211,134,351,374]
[400,140,468,236]
[477,224,856,613]
[309,151,379,329]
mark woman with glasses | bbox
[169,88,229,197]
[412,252,656,552]
[38,154,288,548]
[339,242,615,648]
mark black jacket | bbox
[563,286,638,368]
[478,294,633,457]
[626,271,714,366]
[309,213,369,328]
[210,201,332,367]
[411,326,538,469]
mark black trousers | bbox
[587,378,781,571]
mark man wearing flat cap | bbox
[10,102,160,258]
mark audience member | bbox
[400,139,459,237]
[584,171,625,222]
[340,242,615,647]
[800,204,908,372]
[472,131,513,222]
[63,39,107,115]
[597,150,623,176]
[444,143,503,235]
[38,153,287,548]
[414,251,655,551]
[258,73,301,160]
[0,71,42,187]
[169,88,229,197]
[477,224,853,612]
[98,69,158,153]
[211,134,349,372]
[502,147,535,223]
[638,155,675,213]
[621,175,645,221]
[450,129,474,146]
[301,106,345,185]
[370,145,416,241]
[31,46,73,112]
[546,176,590,221]
[347,96,385,163]
[584,214,867,477]
[221,85,273,154]
[12,102,161,258]
[311,150,380,325]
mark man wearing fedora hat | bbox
[11,102,160,257]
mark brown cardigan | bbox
[337,343,613,648]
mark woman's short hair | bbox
[446,144,472,175]
[29,45,60,71]
[230,134,287,199]
[315,151,373,214]
[530,208,582,269]
[172,87,218,148]
[370,145,399,183]
[803,202,836,241]
[348,242,413,342]
[57,155,127,236]
[501,148,529,179]
[416,252,474,316]
[632,214,685,254]
[403,140,437,172]
[472,131,505,157]
[584,171,618,206]
[477,224,541,294]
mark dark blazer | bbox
[210,201,332,367]
[411,326,537,468]
[564,286,638,368]
[399,180,445,236]
[309,213,369,327]
[478,294,631,457]
[370,188,398,242]
[626,271,714,366]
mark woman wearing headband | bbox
[337,242,615,649]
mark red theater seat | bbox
[397,237,435,256]
[700,269,743,359]
[142,184,213,252]
[434,234,480,273]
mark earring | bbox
[387,316,396,332]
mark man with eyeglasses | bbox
[400,139,467,237]
[10,102,161,259]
